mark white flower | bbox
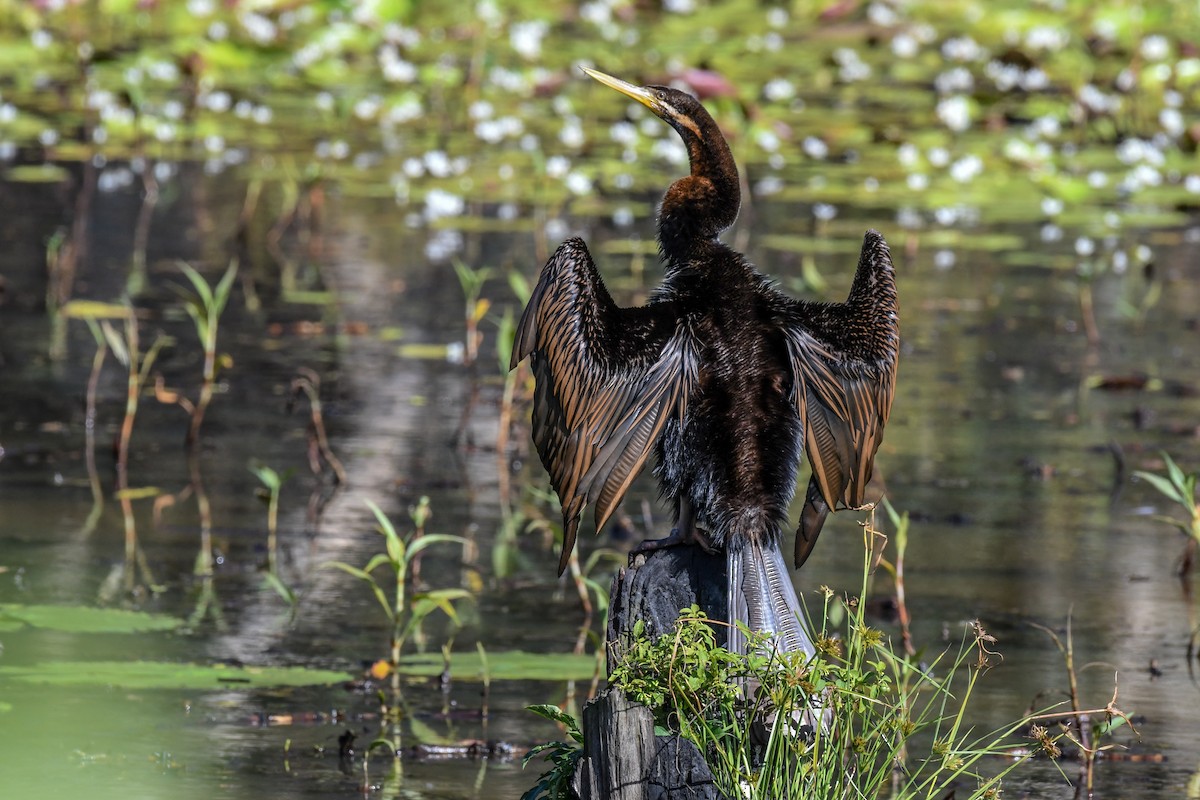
[424,150,453,177]
[813,203,837,221]
[934,66,973,95]
[949,154,982,182]
[609,121,638,146]
[546,155,570,178]
[204,91,232,113]
[941,35,984,62]
[1140,35,1170,61]
[1160,108,1184,138]
[510,20,548,59]
[425,189,464,220]
[762,78,795,102]
[802,136,829,160]
[755,129,780,153]
[891,33,919,58]
[559,118,585,148]
[936,96,972,132]
[1040,197,1063,216]
[240,12,277,44]
[565,171,592,195]
[663,0,695,12]
[651,137,688,165]
[1025,26,1068,51]
[834,47,871,82]
[867,2,898,26]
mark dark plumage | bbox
[510,68,899,655]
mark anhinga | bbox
[510,68,899,656]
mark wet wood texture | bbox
[572,545,727,800]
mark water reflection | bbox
[0,159,1198,798]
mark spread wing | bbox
[783,230,899,567]
[510,237,697,574]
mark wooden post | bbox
[571,545,729,800]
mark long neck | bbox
[657,117,740,267]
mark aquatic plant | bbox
[1027,615,1136,796]
[174,258,238,447]
[1135,452,1200,575]
[525,511,1067,800]
[326,500,471,776]
[249,462,293,597]
[521,704,584,800]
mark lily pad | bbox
[58,300,134,320]
[3,164,71,183]
[0,604,181,634]
[0,661,354,689]
[398,650,599,682]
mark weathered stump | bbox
[606,544,727,672]
[571,545,730,800]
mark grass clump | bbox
[604,524,1052,800]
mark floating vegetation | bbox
[397,649,597,682]
[0,603,181,634]
[0,0,1197,239]
[0,661,353,689]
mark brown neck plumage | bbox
[657,108,740,267]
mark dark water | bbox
[1,158,1198,799]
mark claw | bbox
[632,525,718,555]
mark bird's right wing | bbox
[510,238,698,574]
[782,231,898,567]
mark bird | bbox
[509,68,898,657]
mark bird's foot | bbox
[632,525,718,556]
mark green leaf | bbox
[100,320,130,367]
[412,588,472,624]
[6,164,71,183]
[1162,452,1185,489]
[361,553,393,575]
[249,464,281,492]
[0,604,180,634]
[1136,470,1186,507]
[0,661,352,689]
[262,571,296,605]
[176,260,215,310]
[398,650,597,682]
[326,562,393,621]
[526,703,579,729]
[406,533,467,560]
[366,500,406,564]
[59,300,134,320]
[213,258,239,314]
[507,270,531,304]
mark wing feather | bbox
[784,231,899,566]
[511,238,696,574]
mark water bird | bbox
[510,68,898,655]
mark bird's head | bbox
[582,67,740,247]
[582,67,709,145]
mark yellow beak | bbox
[581,67,662,113]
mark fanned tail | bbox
[727,536,828,737]
[726,537,814,659]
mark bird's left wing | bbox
[782,323,897,565]
[510,238,698,574]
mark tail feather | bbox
[726,537,814,659]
